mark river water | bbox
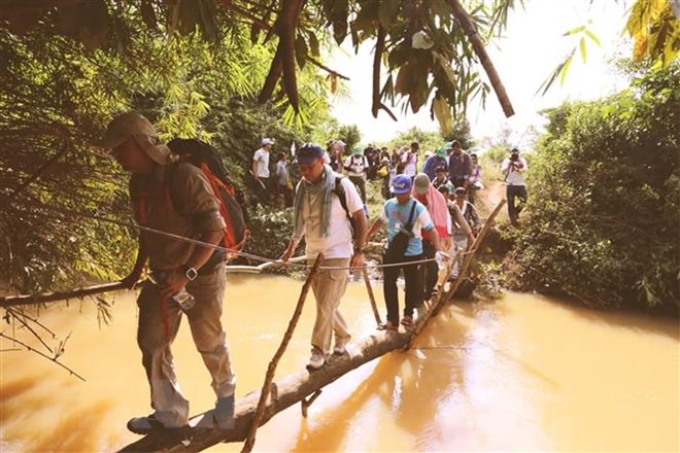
[1,274,678,452]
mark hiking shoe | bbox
[127,414,168,434]
[333,336,350,355]
[306,348,326,371]
[214,394,235,429]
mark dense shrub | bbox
[509,63,679,312]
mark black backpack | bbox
[167,138,249,257]
[333,176,357,237]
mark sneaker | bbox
[333,336,350,355]
[306,348,326,371]
[127,414,169,434]
[214,394,235,429]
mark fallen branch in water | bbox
[0,331,85,381]
[0,282,126,308]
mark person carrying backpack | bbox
[366,175,443,330]
[99,112,236,434]
[280,143,368,371]
[343,146,369,204]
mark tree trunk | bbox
[447,0,515,118]
[118,330,412,452]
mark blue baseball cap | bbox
[297,143,324,165]
[391,174,412,194]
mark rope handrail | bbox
[9,200,476,272]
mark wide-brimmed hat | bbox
[391,175,412,194]
[99,112,174,165]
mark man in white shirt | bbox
[281,143,368,370]
[252,138,274,206]
[401,141,419,179]
[501,148,528,226]
[344,146,369,204]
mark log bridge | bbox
[0,202,505,453]
[117,200,505,453]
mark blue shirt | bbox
[422,155,448,180]
[448,152,471,180]
[380,198,434,256]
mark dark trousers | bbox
[507,184,528,226]
[421,240,438,300]
[349,175,366,204]
[451,177,466,188]
[382,176,391,200]
[383,254,422,325]
[253,177,270,207]
[276,183,293,207]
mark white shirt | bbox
[253,148,270,178]
[344,154,368,177]
[401,152,417,177]
[501,156,528,186]
[298,175,364,259]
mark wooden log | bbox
[361,267,381,326]
[117,203,511,452]
[118,329,413,452]
[241,254,322,452]
[0,282,126,308]
[438,199,506,310]
[406,200,506,348]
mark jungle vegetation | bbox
[0,0,678,313]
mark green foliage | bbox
[0,0,521,131]
[386,127,446,153]
[511,62,680,312]
[0,19,336,293]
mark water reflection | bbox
[0,276,677,452]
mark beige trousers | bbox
[136,263,235,427]
[308,257,352,355]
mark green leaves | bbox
[515,63,680,311]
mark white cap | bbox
[262,138,275,146]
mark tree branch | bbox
[447,0,515,117]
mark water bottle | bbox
[172,287,196,312]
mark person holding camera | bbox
[501,147,528,226]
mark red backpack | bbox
[165,138,249,260]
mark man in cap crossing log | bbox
[99,112,236,433]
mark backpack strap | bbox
[403,200,418,233]
[334,176,351,220]
[333,176,357,238]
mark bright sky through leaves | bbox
[330,0,631,148]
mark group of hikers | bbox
[98,111,528,434]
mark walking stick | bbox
[241,254,323,453]
[361,267,381,326]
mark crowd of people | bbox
[99,111,527,434]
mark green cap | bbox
[352,147,362,155]
[436,147,446,157]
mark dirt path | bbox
[477,180,506,220]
